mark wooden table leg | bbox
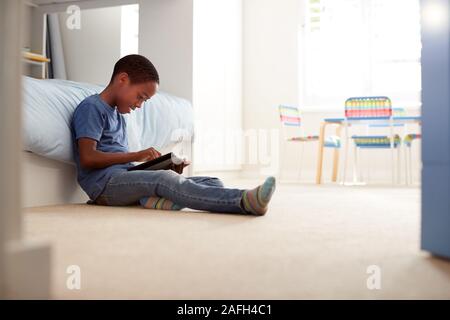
[332,125,342,182]
[316,122,327,184]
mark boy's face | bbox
[115,73,159,114]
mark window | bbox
[120,4,139,57]
[300,0,422,109]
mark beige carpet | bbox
[24,180,450,299]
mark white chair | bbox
[278,105,341,182]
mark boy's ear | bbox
[116,72,130,86]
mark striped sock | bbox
[241,176,276,215]
[139,197,183,211]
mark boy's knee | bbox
[158,169,183,181]
[211,177,224,187]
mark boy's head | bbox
[109,54,160,114]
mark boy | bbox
[71,54,276,215]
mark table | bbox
[315,116,421,185]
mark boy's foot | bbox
[139,197,183,211]
[241,176,276,216]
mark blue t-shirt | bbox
[71,94,133,200]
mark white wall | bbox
[193,0,243,171]
[58,6,122,85]
[139,0,194,101]
[242,0,301,179]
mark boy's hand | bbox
[170,161,190,174]
[135,147,161,162]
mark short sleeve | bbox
[72,103,105,142]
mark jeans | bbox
[95,170,247,214]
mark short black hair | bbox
[110,54,159,85]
